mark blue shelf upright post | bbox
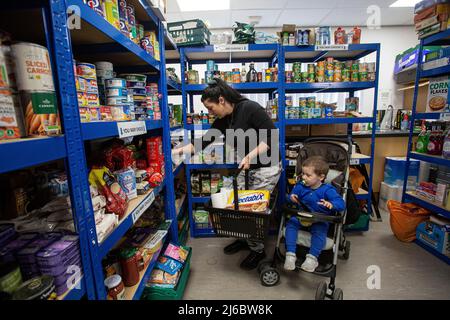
[278,44,287,209]
[158,21,179,244]
[46,0,99,299]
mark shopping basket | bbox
[205,169,277,241]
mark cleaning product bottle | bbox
[416,121,429,153]
[240,63,246,83]
[443,123,450,159]
[401,112,409,131]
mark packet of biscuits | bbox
[225,190,270,213]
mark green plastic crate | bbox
[167,19,211,47]
[345,213,370,231]
[142,247,192,300]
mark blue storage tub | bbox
[416,221,449,257]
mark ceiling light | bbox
[390,0,421,7]
[176,0,230,12]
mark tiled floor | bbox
[183,211,450,300]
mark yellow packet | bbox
[226,190,270,212]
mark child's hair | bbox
[201,78,245,104]
[302,156,329,177]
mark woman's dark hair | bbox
[201,78,245,104]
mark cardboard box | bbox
[415,0,450,14]
[426,76,450,112]
[415,13,448,30]
[311,124,347,136]
[285,125,309,137]
[414,3,450,24]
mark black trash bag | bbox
[232,21,255,44]
[345,187,364,225]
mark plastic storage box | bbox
[416,221,449,257]
[142,247,192,300]
[167,19,211,47]
[384,157,420,189]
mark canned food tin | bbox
[87,93,100,106]
[89,107,101,121]
[206,60,215,72]
[96,69,114,79]
[301,72,309,82]
[325,69,334,82]
[368,72,376,81]
[78,92,88,107]
[299,97,307,107]
[309,108,322,119]
[106,78,127,88]
[299,106,308,119]
[104,0,120,30]
[233,70,240,83]
[111,105,131,121]
[351,63,359,72]
[359,71,368,81]
[76,76,87,92]
[342,69,351,82]
[107,96,128,105]
[226,72,232,83]
[359,63,367,72]
[307,64,315,74]
[265,69,271,82]
[257,72,263,82]
[106,87,128,97]
[121,74,146,82]
[205,71,214,84]
[85,78,98,93]
[79,107,90,123]
[308,73,315,82]
[127,87,146,95]
[333,69,342,82]
[307,97,316,108]
[324,106,333,118]
[11,42,55,91]
[285,71,293,83]
[0,46,12,88]
[0,90,25,140]
[126,80,146,88]
[285,96,293,107]
[367,63,376,73]
[351,71,360,82]
[76,62,97,80]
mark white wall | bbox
[168,26,419,116]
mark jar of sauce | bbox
[119,248,141,287]
[104,275,125,300]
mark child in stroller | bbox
[284,156,345,272]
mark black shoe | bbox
[223,239,249,255]
[240,250,266,270]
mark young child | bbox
[284,156,345,272]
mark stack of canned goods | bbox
[286,59,376,84]
[265,99,278,121]
[76,62,101,122]
[122,74,149,121]
[95,61,114,107]
[84,0,160,61]
[105,77,132,121]
[144,83,161,120]
[285,96,335,119]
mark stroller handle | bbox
[302,137,353,156]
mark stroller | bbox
[258,137,355,300]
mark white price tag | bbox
[315,44,349,51]
[289,160,297,166]
[117,121,147,138]
[350,159,360,165]
[213,44,249,52]
[132,191,155,223]
[440,113,450,121]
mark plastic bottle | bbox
[443,123,450,159]
[416,121,429,153]
[240,63,246,83]
[427,123,444,155]
[400,112,409,131]
[246,62,258,83]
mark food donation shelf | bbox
[205,169,278,241]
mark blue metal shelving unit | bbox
[0,0,181,300]
[176,43,380,237]
[401,30,450,265]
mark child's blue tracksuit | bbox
[286,182,345,257]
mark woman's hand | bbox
[238,155,251,170]
[290,194,300,204]
[318,199,333,210]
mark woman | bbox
[173,78,281,270]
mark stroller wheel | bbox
[343,241,351,260]
[257,260,272,274]
[332,288,343,300]
[315,282,328,300]
[260,267,280,287]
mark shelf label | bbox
[117,121,147,138]
[132,191,155,223]
[213,44,249,52]
[350,159,360,165]
[315,44,349,51]
[440,113,450,121]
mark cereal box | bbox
[226,190,270,212]
[426,76,450,112]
